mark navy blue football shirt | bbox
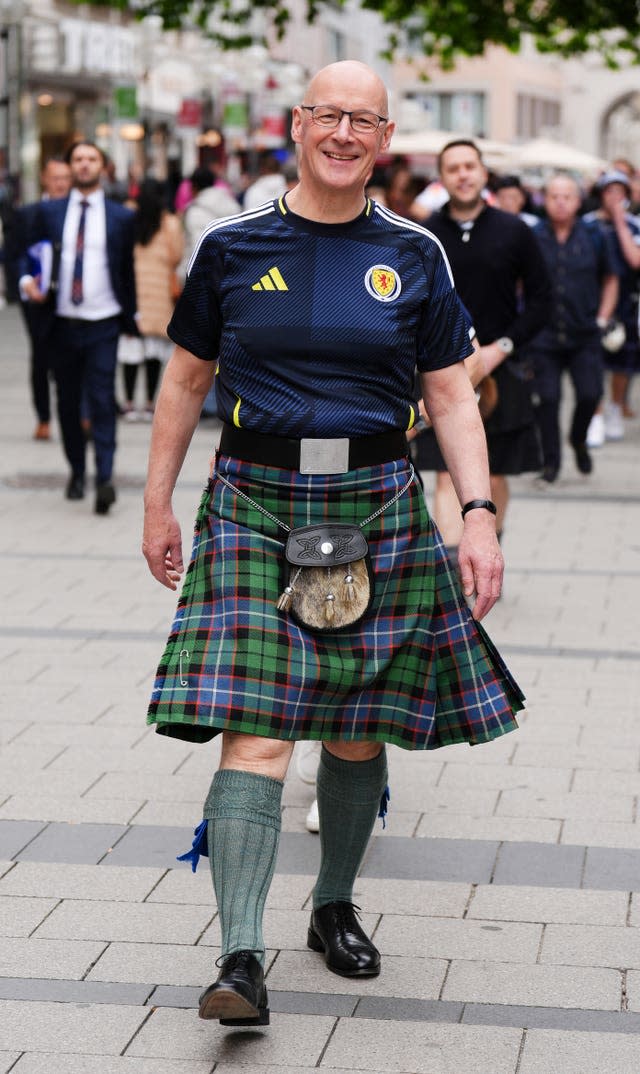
[168,196,472,438]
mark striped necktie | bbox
[71,199,89,306]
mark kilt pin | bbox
[147,452,524,748]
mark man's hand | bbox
[142,507,184,590]
[457,513,503,620]
[22,277,47,304]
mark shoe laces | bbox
[332,901,363,925]
[215,949,263,970]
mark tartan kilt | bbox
[147,453,524,750]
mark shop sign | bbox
[177,98,202,127]
[114,86,138,120]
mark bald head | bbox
[303,61,390,120]
[544,174,582,227]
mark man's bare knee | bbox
[323,740,383,762]
[220,732,294,780]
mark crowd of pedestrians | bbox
[3,127,638,532]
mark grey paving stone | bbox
[87,941,220,987]
[8,1056,215,1074]
[0,937,107,979]
[464,1003,640,1034]
[361,836,499,883]
[103,825,194,869]
[355,996,464,1023]
[468,883,628,926]
[352,876,471,918]
[15,822,128,865]
[322,1017,522,1074]
[0,978,152,1005]
[266,949,448,1000]
[519,1028,640,1074]
[34,899,214,945]
[541,923,640,969]
[126,1007,336,1063]
[0,1055,20,1074]
[417,813,563,844]
[0,795,143,826]
[270,990,358,1017]
[493,841,585,887]
[0,861,163,902]
[0,820,46,859]
[274,832,322,875]
[146,985,200,1009]
[375,915,542,963]
[0,999,148,1055]
[443,960,620,1011]
[0,896,58,937]
[583,846,640,891]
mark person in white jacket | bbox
[177,167,241,283]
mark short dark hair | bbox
[190,166,215,193]
[437,139,483,173]
[494,174,523,192]
[65,140,107,167]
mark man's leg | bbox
[568,340,603,473]
[84,323,119,484]
[50,321,86,495]
[532,349,563,479]
[308,740,387,977]
[198,733,293,1024]
[84,320,120,513]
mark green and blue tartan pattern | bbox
[147,454,524,749]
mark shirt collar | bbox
[69,187,104,208]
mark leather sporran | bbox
[277,523,375,633]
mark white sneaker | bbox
[305,798,319,833]
[586,412,605,448]
[296,741,321,784]
[604,403,624,441]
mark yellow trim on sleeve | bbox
[233,397,242,427]
[407,404,416,430]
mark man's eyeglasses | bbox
[301,105,388,135]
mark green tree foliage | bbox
[81,0,640,68]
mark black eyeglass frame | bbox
[300,104,388,132]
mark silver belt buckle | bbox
[299,438,349,474]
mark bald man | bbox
[144,60,523,1028]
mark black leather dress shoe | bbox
[308,901,380,977]
[65,474,85,501]
[95,481,116,515]
[198,950,269,1025]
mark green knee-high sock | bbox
[204,769,283,966]
[312,746,388,910]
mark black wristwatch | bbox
[461,499,498,519]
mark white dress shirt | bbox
[57,188,122,320]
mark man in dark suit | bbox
[6,156,72,440]
[21,140,137,514]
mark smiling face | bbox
[290,61,394,213]
[438,143,487,213]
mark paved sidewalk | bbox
[1,301,640,1073]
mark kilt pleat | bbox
[147,453,524,749]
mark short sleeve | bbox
[167,236,222,361]
[415,245,474,372]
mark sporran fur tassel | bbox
[343,567,356,603]
[277,568,301,611]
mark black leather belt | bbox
[219,423,408,473]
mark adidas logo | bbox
[252,266,288,291]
